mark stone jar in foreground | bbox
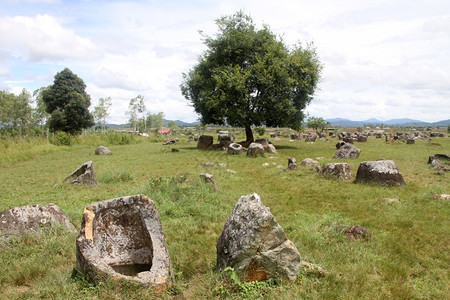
[65,161,98,186]
[76,195,173,292]
[217,193,301,282]
[355,160,405,186]
[0,203,75,241]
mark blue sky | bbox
[1,0,449,123]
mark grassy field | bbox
[0,132,448,299]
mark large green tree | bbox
[42,68,94,134]
[180,11,322,145]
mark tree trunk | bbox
[240,125,254,148]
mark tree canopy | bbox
[93,96,112,132]
[180,11,322,144]
[42,68,94,134]
[0,89,32,138]
[306,116,330,132]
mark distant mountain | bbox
[432,119,450,126]
[105,123,129,128]
[163,119,200,127]
[106,119,200,128]
[326,118,450,127]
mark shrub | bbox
[255,127,266,136]
[105,133,138,145]
[50,131,73,146]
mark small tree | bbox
[32,87,50,131]
[146,112,165,132]
[168,120,180,134]
[93,97,112,133]
[306,116,329,132]
[181,11,322,146]
[127,95,146,132]
[42,68,94,134]
[0,89,32,138]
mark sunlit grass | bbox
[0,133,448,299]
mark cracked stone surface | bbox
[65,161,98,186]
[320,163,352,181]
[76,195,173,292]
[355,160,405,186]
[95,146,112,155]
[217,193,301,282]
[334,143,361,159]
[0,204,75,241]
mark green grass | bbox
[0,133,448,299]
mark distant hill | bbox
[106,119,200,128]
[326,118,450,127]
[163,119,200,127]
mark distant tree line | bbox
[0,68,113,139]
[0,88,48,139]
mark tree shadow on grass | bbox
[274,145,300,150]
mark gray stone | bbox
[76,195,173,292]
[343,137,354,144]
[288,158,298,170]
[336,141,346,149]
[428,154,450,164]
[301,158,319,166]
[197,135,213,149]
[320,163,352,180]
[265,144,277,153]
[440,194,450,200]
[357,136,367,142]
[0,203,75,241]
[217,193,301,282]
[305,133,317,142]
[227,143,243,155]
[247,143,264,157]
[218,134,235,148]
[95,146,112,155]
[204,162,215,167]
[65,161,98,186]
[255,138,269,145]
[200,173,219,191]
[333,143,361,159]
[335,225,371,241]
[355,160,405,186]
[429,159,449,173]
[162,139,177,145]
[406,139,415,144]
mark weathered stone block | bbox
[95,146,112,155]
[217,193,301,282]
[65,161,98,186]
[76,195,173,292]
[355,160,405,186]
[0,204,75,241]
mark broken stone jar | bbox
[76,195,173,291]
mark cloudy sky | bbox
[1,0,449,124]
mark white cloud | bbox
[1,0,449,124]
[0,14,98,62]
